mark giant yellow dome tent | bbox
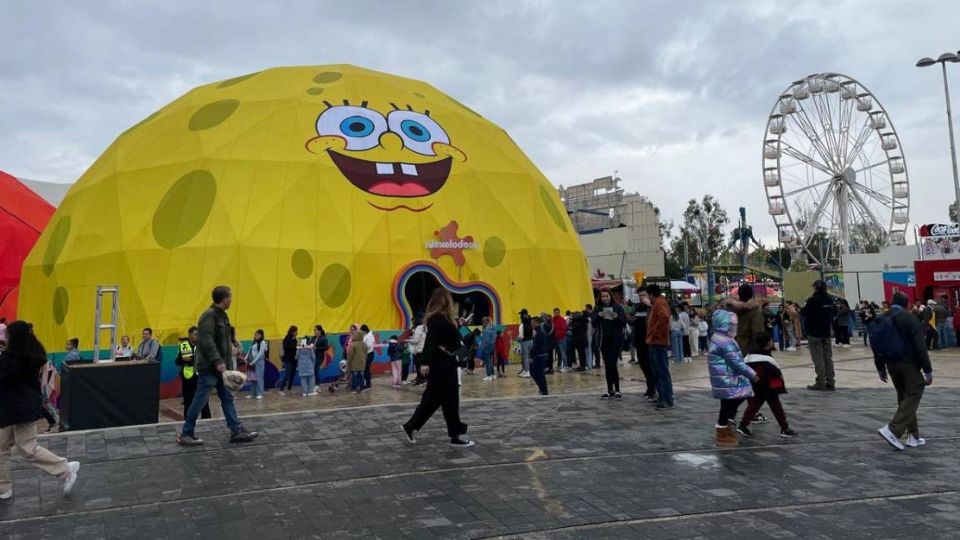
[19,65,592,351]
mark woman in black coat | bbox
[401,288,473,448]
[0,321,80,498]
[281,326,298,392]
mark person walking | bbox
[177,286,257,446]
[874,292,934,451]
[688,308,702,358]
[707,310,758,448]
[669,306,685,363]
[646,284,673,409]
[478,317,497,381]
[361,325,377,389]
[280,326,298,394]
[246,329,267,399]
[0,321,80,499]
[530,316,550,395]
[408,318,427,385]
[737,333,797,438]
[859,301,877,347]
[551,308,569,372]
[632,289,656,400]
[517,309,533,378]
[802,280,836,391]
[401,288,473,448]
[296,337,316,396]
[347,329,368,393]
[176,326,211,418]
[593,288,626,400]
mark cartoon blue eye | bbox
[400,119,431,142]
[340,116,375,138]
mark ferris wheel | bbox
[762,73,910,267]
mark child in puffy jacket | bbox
[296,338,317,397]
[737,333,797,439]
[707,309,757,448]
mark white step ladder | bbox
[92,285,120,362]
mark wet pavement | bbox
[2,343,959,539]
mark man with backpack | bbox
[872,292,933,451]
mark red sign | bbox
[919,223,960,238]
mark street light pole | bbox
[917,52,960,220]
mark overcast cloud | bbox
[1,0,958,241]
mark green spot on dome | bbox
[319,264,351,308]
[152,170,217,248]
[42,216,71,276]
[313,72,342,84]
[216,72,260,89]
[291,249,314,279]
[538,185,568,233]
[306,87,325,95]
[483,236,506,267]
[188,99,239,131]
[53,287,69,325]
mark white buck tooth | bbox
[375,163,394,175]
[400,163,418,176]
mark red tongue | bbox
[368,182,431,197]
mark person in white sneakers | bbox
[0,321,80,500]
[874,292,933,451]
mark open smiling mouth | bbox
[328,151,452,198]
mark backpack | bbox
[868,312,908,364]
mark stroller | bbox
[325,360,349,393]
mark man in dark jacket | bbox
[876,292,934,451]
[177,286,257,446]
[801,280,836,391]
[632,289,656,400]
[570,311,588,371]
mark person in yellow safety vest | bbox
[175,326,210,420]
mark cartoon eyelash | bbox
[390,103,430,116]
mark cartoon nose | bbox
[378,131,404,152]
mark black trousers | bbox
[401,355,411,382]
[718,398,745,426]
[181,375,211,419]
[636,343,656,396]
[530,355,548,395]
[404,372,467,439]
[682,335,691,358]
[282,361,296,390]
[413,353,425,383]
[364,352,374,388]
[601,344,620,393]
[573,342,587,369]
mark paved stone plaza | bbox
[2,345,959,539]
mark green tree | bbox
[682,195,730,265]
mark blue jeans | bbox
[650,346,673,406]
[520,340,533,372]
[250,360,265,397]
[350,371,364,391]
[482,352,494,377]
[670,330,684,362]
[182,371,242,436]
[553,337,568,368]
[936,322,946,349]
[300,374,315,394]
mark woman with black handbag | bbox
[401,288,474,448]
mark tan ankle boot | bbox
[715,425,739,448]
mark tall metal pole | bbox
[940,61,960,220]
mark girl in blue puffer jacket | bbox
[708,309,757,448]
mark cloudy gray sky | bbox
[2,0,958,242]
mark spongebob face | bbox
[307,102,467,208]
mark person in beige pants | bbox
[0,321,79,500]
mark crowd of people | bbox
[0,276,946,500]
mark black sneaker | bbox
[600,392,612,400]
[807,384,825,391]
[450,437,476,448]
[737,425,753,437]
[614,392,623,401]
[573,367,586,372]
[401,425,416,445]
[655,402,674,410]
[230,429,259,443]
[824,384,836,391]
[753,413,768,423]
[176,432,204,446]
[779,428,798,438]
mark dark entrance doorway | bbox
[403,270,493,324]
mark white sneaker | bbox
[482,376,492,381]
[905,435,926,448]
[842,344,851,349]
[0,489,11,500]
[308,392,318,396]
[62,461,80,495]
[878,425,905,451]
[786,347,797,352]
[244,395,252,399]
[519,371,531,378]
[255,395,263,400]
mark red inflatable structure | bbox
[0,170,55,319]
